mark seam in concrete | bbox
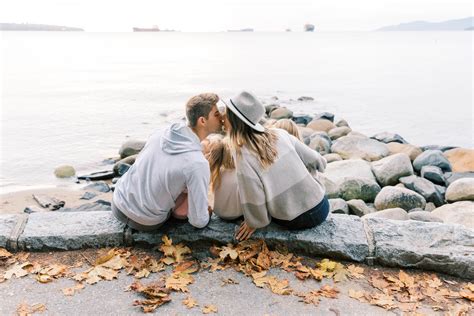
[7,214,29,251]
[361,218,376,265]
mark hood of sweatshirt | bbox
[160,122,202,154]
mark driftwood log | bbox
[32,194,65,210]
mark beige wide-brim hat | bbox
[222,91,265,132]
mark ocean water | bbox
[0,31,472,190]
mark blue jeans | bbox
[272,196,329,230]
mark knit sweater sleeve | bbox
[289,133,327,173]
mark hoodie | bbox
[113,122,210,228]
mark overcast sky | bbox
[0,0,472,32]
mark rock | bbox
[328,126,352,140]
[77,170,115,181]
[445,178,474,202]
[54,165,76,178]
[133,215,370,262]
[347,199,376,217]
[386,142,422,161]
[309,131,331,143]
[408,207,424,213]
[313,112,335,122]
[366,218,474,279]
[431,201,474,229]
[347,131,368,138]
[323,159,377,185]
[335,119,349,128]
[443,148,474,172]
[339,178,381,202]
[329,198,349,214]
[270,107,293,119]
[119,139,146,159]
[307,119,336,132]
[420,165,446,185]
[424,202,436,212]
[298,127,315,145]
[18,211,125,250]
[0,215,23,248]
[308,135,331,154]
[395,183,405,188]
[84,181,110,193]
[59,202,111,212]
[408,211,443,223]
[444,172,474,186]
[80,192,97,200]
[413,150,452,172]
[323,153,342,163]
[316,174,340,198]
[371,132,407,144]
[398,175,444,207]
[114,162,131,177]
[331,136,390,161]
[374,186,426,211]
[420,145,457,152]
[297,96,314,101]
[292,115,312,125]
[371,153,414,186]
[23,206,45,214]
[265,104,279,115]
[362,208,408,220]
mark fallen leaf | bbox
[347,265,364,279]
[135,269,150,279]
[348,289,366,302]
[165,272,194,292]
[62,283,85,296]
[319,285,339,298]
[219,244,238,260]
[16,303,47,316]
[202,304,218,314]
[398,270,415,288]
[0,248,12,260]
[221,277,239,286]
[182,296,199,309]
[4,262,32,279]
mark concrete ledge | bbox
[0,214,24,248]
[17,211,125,251]
[366,218,474,279]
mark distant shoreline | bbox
[0,23,84,31]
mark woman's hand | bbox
[235,221,256,241]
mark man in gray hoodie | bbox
[112,93,222,230]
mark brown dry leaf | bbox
[347,265,364,279]
[251,271,269,288]
[256,252,271,270]
[397,302,419,313]
[319,285,339,298]
[35,274,53,284]
[202,304,218,314]
[174,260,199,274]
[100,255,127,270]
[161,256,176,265]
[16,252,30,262]
[174,244,192,263]
[0,248,12,260]
[297,291,321,306]
[94,249,117,266]
[221,277,239,286]
[133,298,171,313]
[465,283,474,292]
[398,270,415,288]
[62,283,85,296]
[4,262,32,279]
[348,289,367,302]
[425,276,443,288]
[131,280,172,313]
[219,244,238,260]
[165,272,194,292]
[159,235,174,257]
[182,296,199,309]
[369,293,396,310]
[201,258,227,272]
[135,269,151,279]
[369,275,391,292]
[16,303,47,316]
[268,277,292,295]
[460,290,474,302]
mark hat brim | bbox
[222,98,265,132]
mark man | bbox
[112,93,222,230]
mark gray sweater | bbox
[235,129,327,228]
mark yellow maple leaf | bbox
[165,272,194,292]
[219,244,239,260]
[94,249,117,266]
[347,264,364,279]
[202,304,218,314]
[0,248,12,259]
[135,269,150,279]
[398,270,415,288]
[182,296,199,308]
[4,262,32,279]
[348,289,366,302]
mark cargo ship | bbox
[304,24,315,32]
[133,25,160,32]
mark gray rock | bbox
[18,211,125,251]
[308,135,331,154]
[133,215,369,262]
[80,192,97,200]
[366,218,474,279]
[431,201,474,229]
[371,153,414,186]
[347,131,368,138]
[297,96,314,102]
[0,215,21,248]
[399,175,445,207]
[298,127,315,145]
[413,150,452,172]
[119,139,146,159]
[317,174,340,198]
[335,119,349,128]
[420,165,446,185]
[112,177,120,184]
[307,119,336,132]
[84,181,110,193]
[444,172,474,186]
[374,186,426,211]
[270,107,293,119]
[424,202,436,212]
[347,199,376,217]
[370,132,407,144]
[395,183,405,188]
[363,208,409,221]
[314,112,335,122]
[309,131,331,143]
[386,142,422,161]
[408,211,443,223]
[331,136,390,161]
[420,145,457,152]
[324,159,377,185]
[445,178,474,202]
[54,165,76,178]
[265,104,279,115]
[408,207,424,213]
[292,115,312,125]
[328,126,352,140]
[329,198,349,214]
[339,178,381,202]
[114,162,131,177]
[59,202,111,212]
[323,153,342,163]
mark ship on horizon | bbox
[133,25,160,32]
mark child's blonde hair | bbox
[273,119,301,140]
[206,137,235,191]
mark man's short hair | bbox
[186,93,219,127]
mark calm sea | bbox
[0,31,472,191]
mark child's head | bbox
[206,137,235,191]
[273,119,301,140]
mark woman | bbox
[223,91,329,241]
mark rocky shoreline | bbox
[2,95,473,279]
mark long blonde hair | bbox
[206,137,235,191]
[273,119,301,140]
[226,108,278,168]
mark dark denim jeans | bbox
[272,196,330,230]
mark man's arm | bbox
[185,162,211,228]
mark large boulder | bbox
[443,148,474,172]
[324,159,377,184]
[323,153,342,163]
[371,132,407,144]
[408,211,443,223]
[413,150,452,173]
[339,178,381,202]
[313,112,335,122]
[298,127,315,144]
[444,172,474,186]
[119,139,146,159]
[420,165,446,186]
[270,107,293,119]
[431,201,474,229]
[362,208,408,221]
[399,175,445,207]
[316,174,340,198]
[386,142,422,161]
[445,178,474,202]
[54,165,76,178]
[374,186,426,211]
[347,199,376,217]
[308,135,331,154]
[265,103,279,115]
[331,136,390,161]
[328,126,352,140]
[329,198,349,214]
[113,154,137,176]
[292,114,312,125]
[371,153,414,186]
[335,119,349,128]
[307,119,336,132]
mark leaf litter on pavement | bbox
[1,239,473,315]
